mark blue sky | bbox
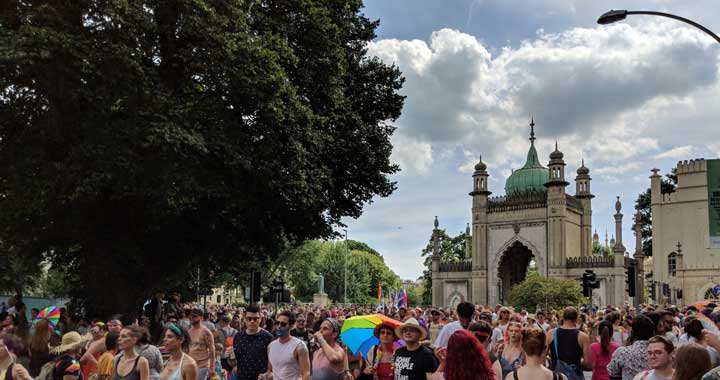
[341,0,720,279]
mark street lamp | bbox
[597,10,720,45]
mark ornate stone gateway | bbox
[497,241,534,303]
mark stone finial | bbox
[615,196,622,213]
[466,223,470,234]
[434,216,439,229]
[650,168,661,177]
[676,241,683,255]
[529,118,536,144]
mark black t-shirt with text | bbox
[393,346,439,380]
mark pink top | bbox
[590,341,620,380]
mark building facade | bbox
[650,159,720,304]
[431,121,629,309]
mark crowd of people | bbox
[3,292,720,380]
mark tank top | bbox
[550,328,583,377]
[268,337,304,380]
[114,356,141,380]
[162,354,184,380]
[499,350,524,380]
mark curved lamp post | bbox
[597,10,720,45]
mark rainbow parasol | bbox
[36,306,61,328]
[696,312,720,336]
[340,314,405,359]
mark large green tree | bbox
[508,272,584,312]
[420,229,468,305]
[0,1,404,315]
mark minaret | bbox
[605,230,609,248]
[634,209,646,304]
[469,156,491,272]
[613,196,626,255]
[545,139,569,266]
[431,216,442,306]
[575,159,594,256]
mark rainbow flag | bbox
[290,293,298,306]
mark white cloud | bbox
[390,133,433,174]
[655,146,696,159]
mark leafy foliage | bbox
[508,272,584,312]
[592,241,612,256]
[420,229,468,304]
[0,0,404,315]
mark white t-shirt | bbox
[490,322,508,347]
[269,336,305,380]
[433,320,463,348]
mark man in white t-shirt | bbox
[433,302,475,348]
[263,311,310,380]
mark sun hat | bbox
[394,318,427,341]
[49,331,88,354]
[373,322,399,341]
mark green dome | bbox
[505,143,548,195]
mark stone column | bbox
[634,210,645,307]
[431,217,443,306]
[613,196,626,256]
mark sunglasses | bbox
[275,321,289,327]
[245,317,259,322]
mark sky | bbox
[340,0,720,280]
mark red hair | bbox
[445,330,495,380]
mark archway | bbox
[497,241,534,304]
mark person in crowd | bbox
[312,318,347,380]
[290,315,311,349]
[672,343,711,380]
[683,316,719,367]
[605,312,624,346]
[393,318,438,380]
[607,314,654,380]
[216,316,236,373]
[0,333,33,380]
[491,307,512,349]
[436,330,493,380]
[188,309,215,380]
[160,325,198,380]
[28,318,54,377]
[137,327,163,380]
[590,321,619,380]
[114,326,150,380]
[364,322,398,380]
[201,313,215,332]
[232,305,273,380]
[509,329,566,380]
[82,323,108,380]
[632,335,674,380]
[493,322,525,380]
[427,309,444,346]
[434,302,474,348]
[468,321,495,362]
[93,331,119,380]
[657,311,678,347]
[548,307,591,380]
[81,318,123,372]
[305,313,316,334]
[537,312,550,331]
[53,355,82,380]
[526,315,542,331]
[262,311,310,380]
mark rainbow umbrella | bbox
[695,313,720,336]
[340,314,405,359]
[36,306,61,328]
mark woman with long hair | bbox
[28,318,54,377]
[589,321,619,380]
[114,326,150,380]
[442,330,494,380]
[160,325,197,380]
[673,343,711,380]
[363,322,397,380]
[509,329,565,380]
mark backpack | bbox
[552,329,582,380]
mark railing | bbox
[439,261,473,272]
[566,255,614,268]
[488,190,547,212]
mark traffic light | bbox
[250,270,262,304]
[649,281,657,300]
[626,263,636,297]
[582,270,599,297]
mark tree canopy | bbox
[634,170,677,257]
[508,272,584,312]
[0,0,404,316]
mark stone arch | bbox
[697,282,720,300]
[488,236,547,305]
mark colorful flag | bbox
[377,283,382,300]
[290,293,298,306]
[395,288,407,308]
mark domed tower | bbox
[544,137,569,268]
[575,160,594,256]
[504,120,548,195]
[469,156,491,272]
